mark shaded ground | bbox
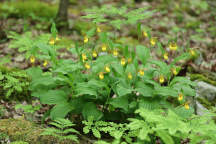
[0,0,216,143]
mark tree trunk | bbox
[55,0,69,30]
[0,19,7,42]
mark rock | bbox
[196,81,216,101]
[195,101,209,116]
[194,81,216,115]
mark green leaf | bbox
[150,60,170,76]
[109,95,128,112]
[170,77,196,87]
[111,61,124,76]
[0,72,4,80]
[82,102,103,120]
[139,98,160,110]
[92,128,101,138]
[40,90,68,104]
[86,27,96,37]
[156,130,174,144]
[50,102,73,120]
[116,84,132,97]
[75,82,97,97]
[154,86,178,98]
[136,45,150,64]
[135,81,154,97]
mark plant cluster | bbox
[24,14,198,122]
[4,5,215,144]
[0,67,30,100]
[40,118,80,143]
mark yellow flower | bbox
[84,36,88,43]
[43,60,48,67]
[84,63,90,69]
[128,58,132,64]
[49,38,55,45]
[189,49,196,56]
[143,31,148,37]
[105,66,110,73]
[178,93,183,101]
[150,37,157,46]
[171,68,178,76]
[159,75,165,84]
[30,56,35,64]
[121,58,126,66]
[102,44,107,52]
[113,50,118,57]
[128,72,132,80]
[138,69,144,76]
[163,53,168,60]
[92,51,97,58]
[99,72,104,80]
[82,53,87,62]
[97,27,101,33]
[184,103,190,110]
[169,42,177,51]
[55,36,60,41]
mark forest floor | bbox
[0,0,216,143]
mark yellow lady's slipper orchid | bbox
[99,72,104,80]
[128,72,132,80]
[169,42,177,51]
[82,53,87,62]
[97,27,101,33]
[189,49,196,56]
[113,50,118,57]
[102,44,107,52]
[43,60,48,67]
[163,53,168,60]
[178,93,183,101]
[121,58,126,66]
[84,63,90,69]
[143,31,148,37]
[171,68,178,76]
[128,58,132,64]
[55,36,60,41]
[84,36,88,43]
[184,103,190,110]
[138,69,144,76]
[30,56,35,64]
[150,37,157,46]
[159,75,165,84]
[49,38,55,45]
[105,66,110,73]
[92,51,97,58]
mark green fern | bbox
[40,118,80,143]
[0,67,30,100]
[83,6,155,29]
[127,108,216,144]
[82,117,134,143]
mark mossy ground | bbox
[0,117,79,144]
[0,0,57,20]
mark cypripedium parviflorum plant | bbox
[25,13,196,123]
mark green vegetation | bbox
[41,118,80,143]
[0,0,57,21]
[0,66,30,100]
[0,0,216,143]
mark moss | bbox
[189,73,216,86]
[0,0,57,20]
[197,97,213,109]
[0,118,81,144]
[0,118,58,144]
